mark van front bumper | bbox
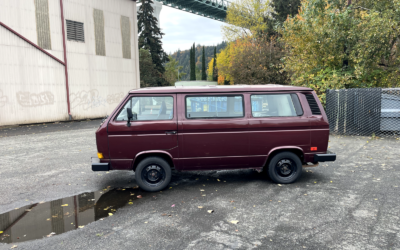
[314,150,336,162]
[92,157,110,171]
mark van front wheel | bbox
[135,157,171,192]
[268,152,302,184]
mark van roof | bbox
[129,84,313,94]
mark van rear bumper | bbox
[92,157,110,171]
[314,151,336,162]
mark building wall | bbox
[0,0,140,126]
[0,24,69,126]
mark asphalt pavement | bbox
[0,121,399,250]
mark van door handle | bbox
[165,131,177,135]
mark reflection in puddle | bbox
[0,187,144,244]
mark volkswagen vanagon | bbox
[92,85,336,192]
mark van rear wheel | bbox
[268,152,302,184]
[135,157,171,192]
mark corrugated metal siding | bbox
[93,9,106,56]
[0,25,68,126]
[121,16,131,59]
[64,0,140,120]
[0,0,140,125]
[35,0,52,50]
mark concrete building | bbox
[0,0,140,126]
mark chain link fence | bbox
[326,88,400,137]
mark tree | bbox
[212,47,218,81]
[138,0,169,80]
[222,0,275,41]
[281,0,400,104]
[201,47,207,80]
[190,43,196,80]
[164,56,186,85]
[139,49,162,87]
[217,37,288,85]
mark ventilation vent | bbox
[35,0,52,50]
[120,16,131,59]
[66,20,84,42]
[93,9,106,56]
[305,94,322,115]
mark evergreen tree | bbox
[201,47,206,80]
[138,0,169,79]
[212,47,218,81]
[189,47,193,80]
[190,43,196,80]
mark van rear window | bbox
[251,94,299,117]
[185,95,244,119]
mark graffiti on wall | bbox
[107,92,125,105]
[70,89,107,110]
[0,90,8,107]
[16,91,55,107]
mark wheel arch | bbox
[263,146,304,168]
[132,150,175,172]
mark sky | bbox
[159,5,225,54]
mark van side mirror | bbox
[126,108,136,127]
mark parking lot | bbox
[0,120,399,250]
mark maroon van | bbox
[92,85,336,192]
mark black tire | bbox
[268,152,302,184]
[135,157,172,192]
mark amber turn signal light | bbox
[97,152,104,159]
[310,147,318,151]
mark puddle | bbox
[0,187,145,244]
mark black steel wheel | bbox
[268,152,302,184]
[135,157,171,192]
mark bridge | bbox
[159,0,230,21]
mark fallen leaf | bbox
[217,179,220,182]
[374,199,378,201]
[104,207,110,211]
[304,194,308,196]
[128,202,133,205]
[202,194,206,196]
[108,213,113,216]
[278,201,281,202]
[10,245,17,249]
[198,206,203,209]
[46,218,50,221]
[25,209,31,212]
[39,201,45,204]
[161,213,167,216]
[330,181,333,183]
[130,193,135,196]
[171,204,175,207]
[137,195,142,198]
[278,184,282,186]
[61,204,68,207]
[0,231,3,234]
[207,210,214,213]
[230,220,239,224]
[78,226,84,228]
[144,222,148,224]
[200,189,205,192]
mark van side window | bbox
[186,95,244,119]
[115,96,174,121]
[251,94,300,117]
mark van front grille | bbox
[305,94,321,115]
